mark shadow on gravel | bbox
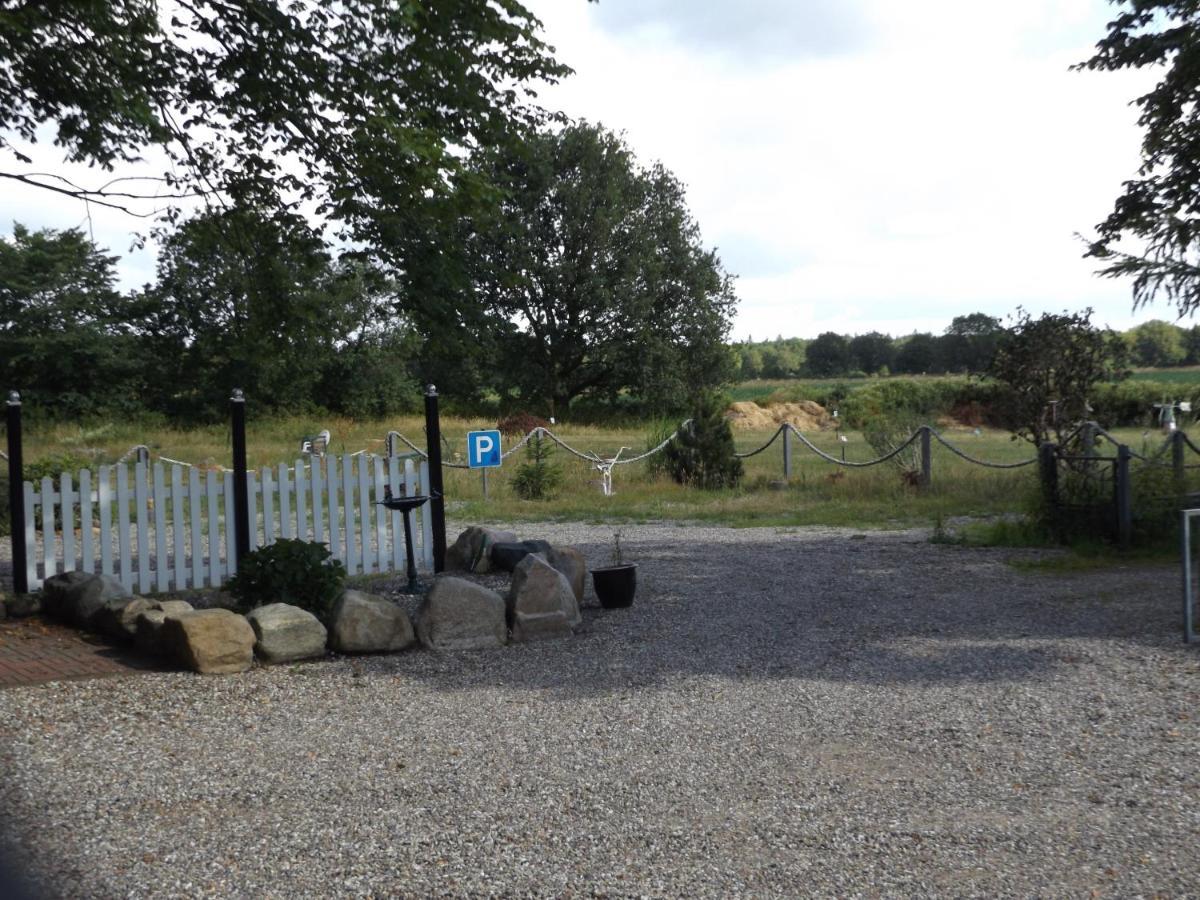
[380,531,1188,698]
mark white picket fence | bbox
[22,453,434,594]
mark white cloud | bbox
[1,0,1171,337]
[527,0,1165,338]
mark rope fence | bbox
[13,420,1200,499]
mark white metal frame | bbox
[1181,509,1200,643]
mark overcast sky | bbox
[2,0,1177,339]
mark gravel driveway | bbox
[0,522,1197,898]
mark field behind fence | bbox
[14,413,1162,530]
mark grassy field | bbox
[1128,366,1200,384]
[14,411,1194,532]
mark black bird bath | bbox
[378,489,434,594]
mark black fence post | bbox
[1039,437,1058,501]
[6,391,27,595]
[1173,429,1186,492]
[230,388,251,567]
[782,424,791,480]
[920,425,932,488]
[1116,443,1133,550]
[424,384,447,573]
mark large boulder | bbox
[444,526,518,574]
[6,594,41,618]
[246,603,328,663]
[546,546,587,604]
[161,609,256,674]
[41,572,130,629]
[507,554,580,642]
[415,577,507,651]
[94,596,155,642]
[154,599,195,617]
[133,600,195,655]
[328,590,414,654]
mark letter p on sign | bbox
[467,430,502,468]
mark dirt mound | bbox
[726,400,833,431]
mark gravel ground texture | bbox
[0,521,1198,898]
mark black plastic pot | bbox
[590,564,637,608]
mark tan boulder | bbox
[162,609,256,674]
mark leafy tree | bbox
[145,208,418,419]
[760,342,803,378]
[737,344,765,380]
[460,122,737,416]
[0,0,570,238]
[893,333,941,375]
[1127,319,1186,367]
[990,308,1129,447]
[0,224,152,415]
[805,332,853,376]
[943,312,1003,373]
[848,332,895,374]
[1077,3,1200,315]
[1185,325,1200,364]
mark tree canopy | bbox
[0,224,153,415]
[0,0,570,237]
[990,309,1129,447]
[1079,2,1200,315]
[457,122,738,415]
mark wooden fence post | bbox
[782,425,791,480]
[1116,443,1133,550]
[6,391,27,595]
[920,425,932,488]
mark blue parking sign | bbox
[467,430,502,468]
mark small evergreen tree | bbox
[665,394,743,489]
[512,432,563,500]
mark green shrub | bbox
[226,538,346,621]
[512,433,562,500]
[665,393,743,489]
[641,419,677,480]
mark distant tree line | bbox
[733,315,1200,380]
[733,313,1007,379]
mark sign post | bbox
[467,430,503,469]
[467,430,502,501]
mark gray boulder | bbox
[546,546,587,604]
[95,596,155,642]
[41,572,130,629]
[444,526,518,574]
[6,594,41,618]
[328,590,414,654]
[490,539,553,573]
[161,609,256,674]
[508,554,580,642]
[416,576,507,651]
[246,603,327,664]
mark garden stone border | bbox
[29,528,592,675]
